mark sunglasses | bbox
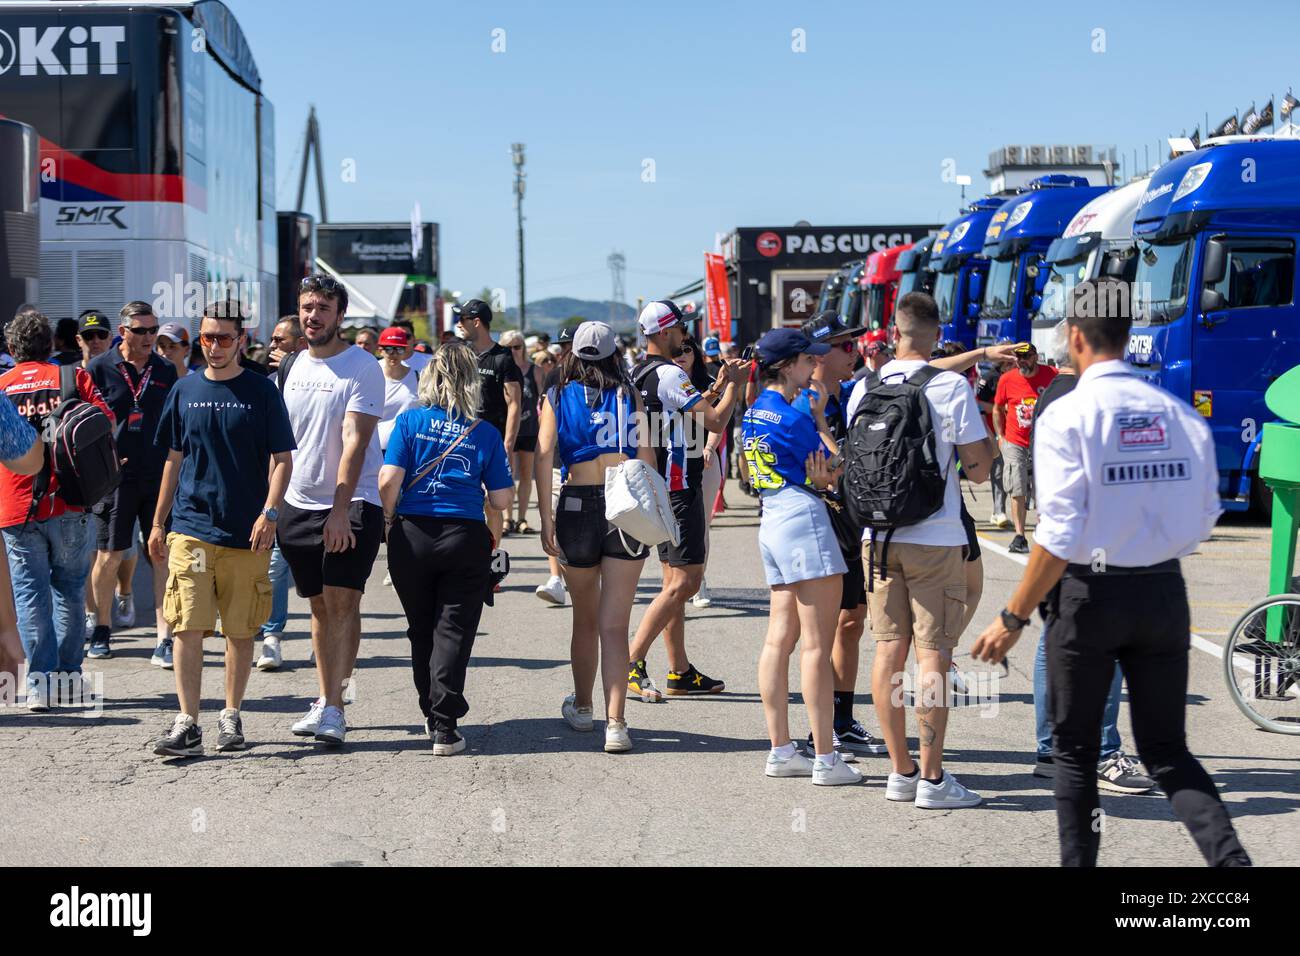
[301,275,341,292]
[199,332,239,347]
[379,346,406,355]
[126,325,159,336]
[79,330,109,341]
[833,341,857,354]
[672,345,694,358]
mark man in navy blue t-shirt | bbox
[147,303,296,758]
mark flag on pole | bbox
[1242,104,1261,134]
[1256,99,1275,131]
[703,252,732,344]
[1190,126,1201,148]
[1283,92,1299,120]
[1211,113,1240,138]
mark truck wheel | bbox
[1251,474,1274,520]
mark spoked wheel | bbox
[1223,593,1300,735]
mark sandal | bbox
[503,519,518,535]
[517,520,533,534]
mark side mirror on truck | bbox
[1200,288,1227,314]
[1202,237,1228,286]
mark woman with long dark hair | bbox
[378,341,514,755]
[535,321,657,753]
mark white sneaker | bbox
[112,592,135,628]
[765,747,815,778]
[535,575,566,606]
[812,755,864,786]
[315,705,346,745]
[83,611,96,638]
[886,769,920,802]
[26,682,50,712]
[604,718,632,753]
[291,697,326,736]
[256,634,283,671]
[691,583,712,608]
[915,770,983,809]
[383,570,393,587]
[991,513,1012,530]
[561,693,594,732]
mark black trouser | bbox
[1046,566,1251,867]
[387,515,492,731]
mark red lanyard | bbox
[117,361,152,408]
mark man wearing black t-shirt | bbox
[86,301,178,661]
[455,299,521,542]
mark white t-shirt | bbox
[378,367,420,450]
[406,350,432,376]
[846,359,986,547]
[282,345,386,509]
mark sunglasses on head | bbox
[301,275,341,292]
[199,332,239,347]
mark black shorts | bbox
[657,486,707,568]
[95,474,161,552]
[555,485,648,568]
[514,433,537,453]
[840,549,866,610]
[277,500,384,598]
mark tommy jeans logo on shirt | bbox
[1102,459,1190,484]
[183,400,253,411]
[1116,413,1169,452]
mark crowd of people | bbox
[0,274,1252,867]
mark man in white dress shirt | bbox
[973,277,1250,867]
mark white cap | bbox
[638,299,684,337]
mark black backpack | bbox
[27,365,120,521]
[843,365,948,586]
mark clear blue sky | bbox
[227,0,1298,307]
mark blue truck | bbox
[895,233,937,301]
[977,175,1110,346]
[1128,137,1300,513]
[929,196,1005,347]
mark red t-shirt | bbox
[0,362,115,528]
[993,364,1057,448]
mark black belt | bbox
[1063,558,1180,578]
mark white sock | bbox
[816,751,838,766]
[771,742,797,759]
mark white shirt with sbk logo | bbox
[1032,359,1221,567]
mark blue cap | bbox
[701,336,721,357]
[755,327,830,365]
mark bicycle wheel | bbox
[1223,593,1300,735]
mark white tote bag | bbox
[603,387,680,548]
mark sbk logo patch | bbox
[1116,412,1168,452]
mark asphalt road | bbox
[1,484,1296,866]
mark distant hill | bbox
[503,297,636,334]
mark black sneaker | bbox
[154,716,203,757]
[665,663,724,695]
[1097,751,1155,794]
[432,728,466,756]
[1008,534,1029,554]
[835,719,889,754]
[627,659,663,702]
[216,708,246,752]
[803,730,857,763]
[86,625,112,660]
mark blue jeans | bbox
[3,512,92,689]
[1035,621,1122,760]
[260,543,293,638]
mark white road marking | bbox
[977,533,1237,666]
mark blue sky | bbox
[227,0,1299,306]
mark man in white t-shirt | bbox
[845,292,996,810]
[278,274,385,747]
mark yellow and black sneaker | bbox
[628,659,663,703]
[666,664,725,696]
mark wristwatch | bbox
[1000,607,1031,631]
[262,507,279,522]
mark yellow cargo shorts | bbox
[163,533,273,639]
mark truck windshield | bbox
[983,257,1017,316]
[934,271,958,320]
[865,285,885,330]
[1133,239,1192,325]
[1039,260,1084,324]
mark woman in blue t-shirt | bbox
[378,341,514,756]
[535,321,656,754]
[741,327,860,787]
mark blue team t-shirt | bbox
[385,406,514,520]
[552,382,637,468]
[742,388,824,492]
[156,369,297,549]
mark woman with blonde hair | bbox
[378,341,514,755]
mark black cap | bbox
[801,309,865,343]
[755,327,831,365]
[557,326,575,344]
[78,310,109,334]
[454,299,492,326]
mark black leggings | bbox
[387,515,492,731]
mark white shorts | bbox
[758,486,847,586]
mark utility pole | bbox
[512,143,526,327]
[296,105,328,222]
[607,250,626,325]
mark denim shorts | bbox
[757,486,847,586]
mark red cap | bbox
[378,327,412,347]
